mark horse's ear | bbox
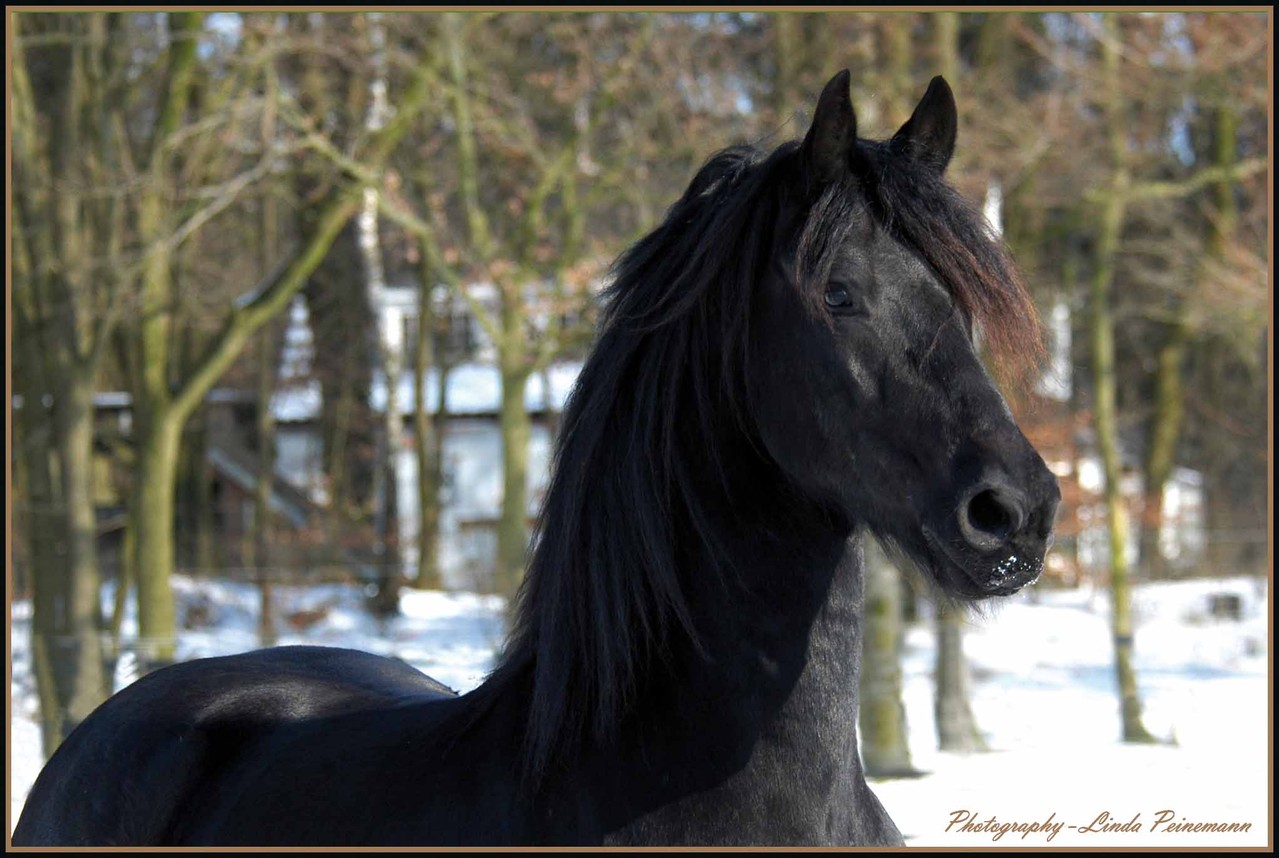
[890,76,957,174]
[801,69,857,185]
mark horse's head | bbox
[750,71,1059,600]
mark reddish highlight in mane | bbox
[865,145,1046,386]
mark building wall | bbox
[394,418,555,591]
[276,426,327,504]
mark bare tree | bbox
[1078,13,1263,741]
[13,12,133,752]
[113,13,442,666]
[373,14,681,596]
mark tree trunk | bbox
[19,388,68,756]
[443,12,494,261]
[540,364,561,445]
[1092,16,1156,744]
[974,13,1010,76]
[858,538,916,776]
[16,315,108,755]
[934,12,960,82]
[1139,105,1238,582]
[254,34,281,645]
[935,606,988,752]
[361,13,402,619]
[1138,318,1189,580]
[772,13,802,124]
[496,362,532,597]
[126,10,198,667]
[305,232,376,521]
[175,403,206,572]
[290,17,374,525]
[412,257,446,591]
[52,386,111,736]
[131,414,183,668]
[424,363,452,589]
[882,13,915,127]
[129,172,182,666]
[254,325,279,646]
[191,415,217,577]
[369,448,403,617]
[1092,194,1156,744]
[13,12,112,752]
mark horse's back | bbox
[12,646,455,846]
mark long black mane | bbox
[477,133,1039,783]
[478,142,807,781]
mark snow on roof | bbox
[79,363,581,424]
[272,361,584,424]
[94,391,133,409]
[89,389,254,410]
[272,380,323,423]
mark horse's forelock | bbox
[862,147,1045,383]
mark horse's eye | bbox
[824,287,851,308]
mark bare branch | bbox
[144,12,205,173]
[168,46,444,424]
[172,188,362,423]
[1127,158,1268,201]
[164,154,282,253]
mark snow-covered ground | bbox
[877,576,1269,847]
[9,574,1269,847]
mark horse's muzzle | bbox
[955,466,1060,594]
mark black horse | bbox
[14,71,1059,847]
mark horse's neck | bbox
[597,531,891,844]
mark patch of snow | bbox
[875,577,1269,847]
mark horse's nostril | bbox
[959,485,1028,550]
[969,490,1012,538]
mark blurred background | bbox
[8,10,1269,845]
